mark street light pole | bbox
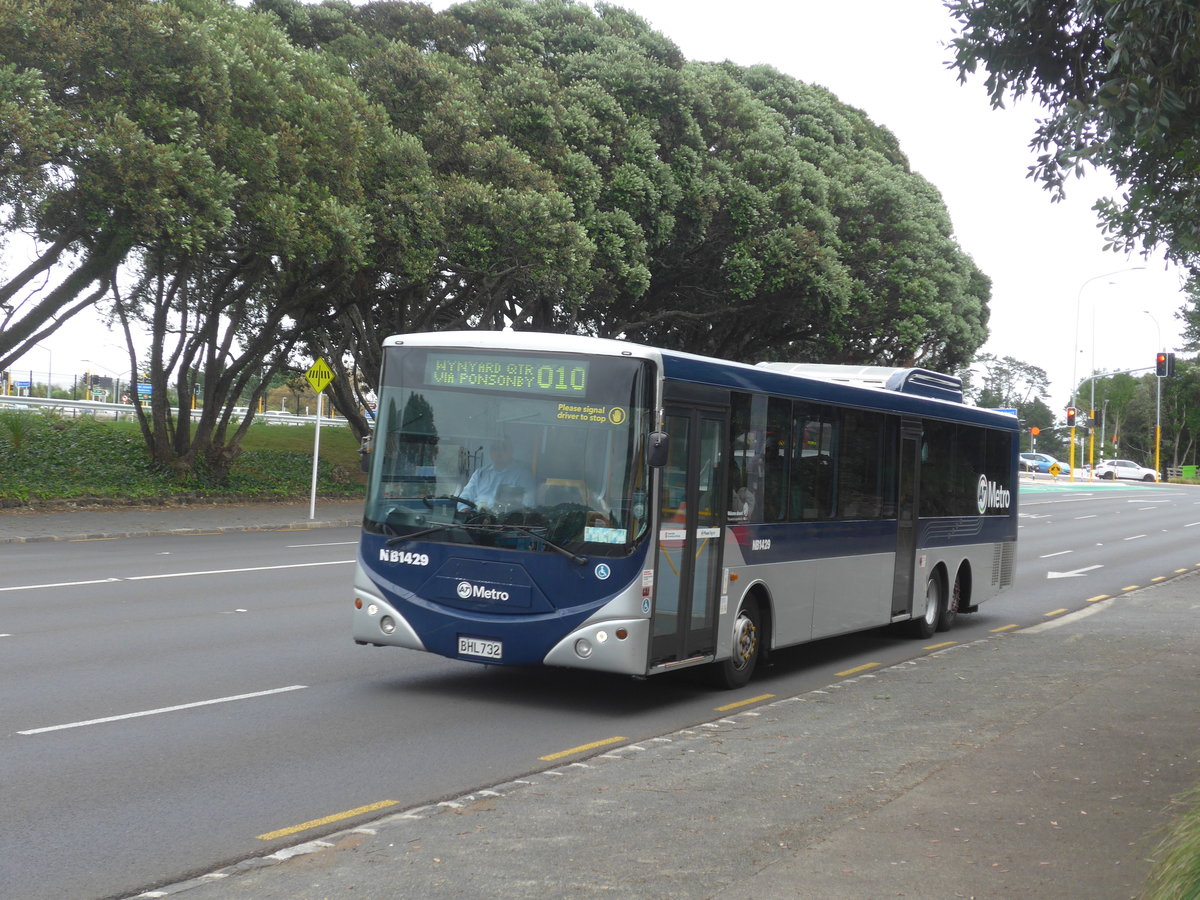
[1071,266,1145,480]
[1144,310,1162,477]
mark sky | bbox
[5,0,1189,410]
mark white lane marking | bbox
[1186,522,1200,528]
[18,685,308,735]
[0,578,122,594]
[1074,515,1098,520]
[126,560,353,581]
[2,560,352,593]
[1124,534,1147,541]
[1046,565,1104,579]
[1039,550,1072,558]
[286,541,358,548]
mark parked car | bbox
[1019,452,1071,475]
[1092,458,1159,482]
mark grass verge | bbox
[0,409,364,506]
[1142,787,1200,899]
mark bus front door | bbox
[650,408,726,669]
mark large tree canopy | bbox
[947,0,1200,270]
[3,0,996,476]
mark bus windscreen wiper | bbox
[387,522,587,565]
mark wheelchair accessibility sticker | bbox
[594,563,612,581]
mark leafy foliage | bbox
[5,0,997,468]
[947,0,1200,269]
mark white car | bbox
[1093,459,1159,482]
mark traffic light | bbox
[1066,407,1076,427]
[1155,351,1176,377]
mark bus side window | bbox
[763,397,790,521]
[727,392,761,524]
[792,404,834,520]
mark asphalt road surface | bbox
[2,479,1196,899]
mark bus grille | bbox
[991,542,1015,587]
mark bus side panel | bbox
[809,552,896,640]
[917,516,1016,610]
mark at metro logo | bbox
[976,475,1011,514]
[456,580,511,603]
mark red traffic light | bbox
[1066,407,1076,426]
[1155,351,1176,377]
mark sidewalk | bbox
[128,575,1197,899]
[0,498,363,543]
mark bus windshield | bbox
[363,346,653,556]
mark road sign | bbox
[305,358,334,394]
[1048,463,1062,476]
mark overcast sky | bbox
[8,0,1187,409]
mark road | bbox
[1,480,1197,900]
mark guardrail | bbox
[0,395,345,426]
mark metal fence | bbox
[0,395,344,426]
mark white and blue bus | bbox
[353,332,1017,687]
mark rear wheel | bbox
[710,597,761,689]
[937,572,961,632]
[909,572,941,639]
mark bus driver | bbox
[458,437,536,508]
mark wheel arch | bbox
[954,559,974,609]
[735,579,774,660]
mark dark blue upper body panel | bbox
[658,352,1019,432]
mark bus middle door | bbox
[649,406,727,670]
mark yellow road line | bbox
[1122,585,1140,592]
[1176,569,1190,574]
[715,693,775,712]
[1151,576,1167,582]
[1044,608,1068,618]
[923,641,956,650]
[835,662,880,677]
[539,735,627,762]
[257,799,400,841]
[1085,595,1110,603]
[991,624,1019,633]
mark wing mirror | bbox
[647,430,669,468]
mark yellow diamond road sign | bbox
[305,358,335,394]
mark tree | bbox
[968,353,1050,410]
[738,68,989,369]
[947,0,1200,270]
[111,0,426,480]
[0,0,238,371]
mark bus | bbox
[353,331,1017,688]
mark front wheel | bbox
[908,573,941,639]
[1143,474,1156,482]
[710,597,761,689]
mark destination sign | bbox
[425,353,589,397]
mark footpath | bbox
[2,502,1197,900]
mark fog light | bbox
[596,630,608,643]
[380,616,396,635]
[367,603,379,616]
[574,638,593,658]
